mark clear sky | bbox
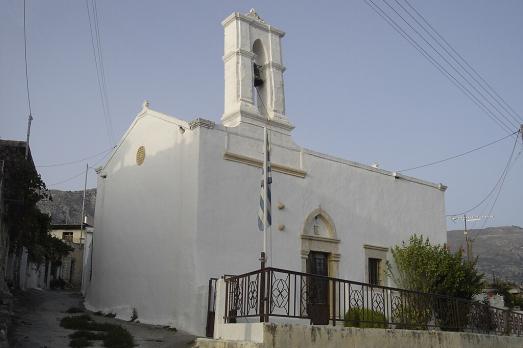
[1,0,522,230]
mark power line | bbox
[47,151,110,187]
[370,0,514,132]
[383,0,519,131]
[402,0,523,125]
[364,0,514,134]
[23,0,34,160]
[36,146,114,168]
[85,0,114,144]
[23,0,32,117]
[47,171,87,188]
[473,143,522,229]
[390,0,521,129]
[92,0,113,137]
[446,131,520,217]
[480,145,521,228]
[398,130,518,172]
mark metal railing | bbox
[224,267,523,336]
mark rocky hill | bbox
[37,189,97,224]
[447,226,523,284]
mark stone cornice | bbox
[221,109,295,133]
[265,61,286,72]
[223,49,255,63]
[363,244,389,252]
[304,148,447,192]
[301,234,340,244]
[222,12,285,37]
[223,152,306,178]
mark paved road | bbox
[10,289,196,347]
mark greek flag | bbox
[257,130,272,231]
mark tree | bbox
[387,235,485,330]
[387,235,484,299]
[3,150,71,273]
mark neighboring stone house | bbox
[0,140,47,290]
[85,10,447,335]
[50,223,90,288]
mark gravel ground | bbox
[9,289,196,347]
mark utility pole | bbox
[80,163,89,243]
[451,215,493,262]
[79,163,88,292]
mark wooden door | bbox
[307,252,329,324]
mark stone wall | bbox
[200,322,523,348]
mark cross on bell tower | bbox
[221,9,294,134]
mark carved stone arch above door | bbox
[301,208,340,277]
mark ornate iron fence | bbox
[224,267,523,336]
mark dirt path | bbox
[10,289,196,347]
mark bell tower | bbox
[221,9,294,134]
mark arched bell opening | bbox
[252,39,269,118]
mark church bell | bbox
[253,63,264,87]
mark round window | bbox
[136,146,145,165]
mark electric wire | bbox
[47,151,111,187]
[23,0,32,117]
[389,0,520,129]
[36,146,114,168]
[85,0,114,144]
[402,0,523,125]
[92,0,113,138]
[479,145,521,228]
[446,131,520,217]
[471,144,522,229]
[398,130,518,172]
[364,0,514,134]
[369,0,523,224]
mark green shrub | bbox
[103,325,135,348]
[66,307,84,314]
[69,331,105,341]
[69,337,91,348]
[344,307,387,328]
[61,315,135,348]
[391,300,432,330]
[61,315,93,330]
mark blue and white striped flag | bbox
[257,130,272,231]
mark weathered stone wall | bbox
[199,323,523,348]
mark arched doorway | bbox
[300,208,340,324]
[301,208,340,277]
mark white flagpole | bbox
[263,125,268,264]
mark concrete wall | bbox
[202,322,523,348]
[16,247,48,290]
[81,230,93,295]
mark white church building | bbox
[84,10,447,335]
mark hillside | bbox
[37,189,97,224]
[447,226,523,284]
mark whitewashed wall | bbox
[85,109,200,330]
[86,109,446,335]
